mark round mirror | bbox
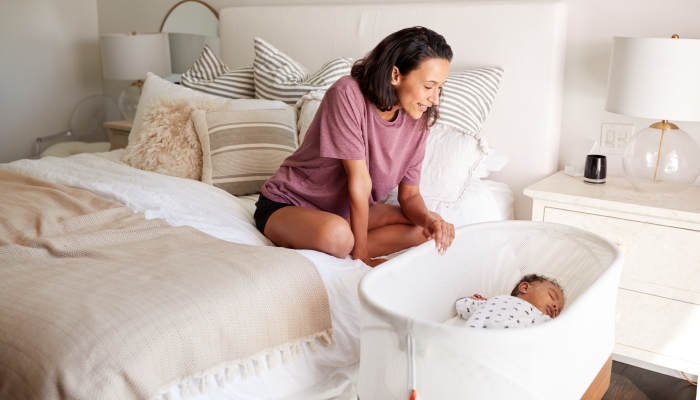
[161,0,220,76]
[160,0,219,38]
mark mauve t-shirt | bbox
[261,75,429,218]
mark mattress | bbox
[0,150,513,400]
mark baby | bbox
[455,274,565,329]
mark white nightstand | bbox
[103,120,133,150]
[524,171,700,390]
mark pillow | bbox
[128,72,286,146]
[123,96,228,180]
[192,108,298,196]
[472,147,510,180]
[295,90,325,144]
[253,37,352,105]
[438,68,504,135]
[420,123,489,209]
[181,45,255,100]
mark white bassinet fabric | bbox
[358,221,624,400]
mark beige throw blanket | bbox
[0,170,332,399]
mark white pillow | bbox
[128,72,287,146]
[420,123,488,208]
[472,147,510,180]
[295,90,325,144]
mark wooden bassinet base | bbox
[582,355,613,400]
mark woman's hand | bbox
[423,218,455,255]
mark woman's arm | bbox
[397,182,455,254]
[342,159,372,261]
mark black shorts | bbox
[253,193,293,234]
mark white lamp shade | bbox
[100,32,172,80]
[605,37,700,122]
[168,33,220,74]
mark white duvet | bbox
[1,151,512,400]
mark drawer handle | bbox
[615,243,627,254]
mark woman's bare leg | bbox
[367,223,426,258]
[264,203,436,259]
[264,206,354,258]
[365,204,435,258]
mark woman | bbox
[254,27,455,267]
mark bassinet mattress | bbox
[0,151,513,399]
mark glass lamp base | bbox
[118,82,141,120]
[622,125,700,194]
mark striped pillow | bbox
[181,45,255,99]
[438,68,504,135]
[192,108,297,196]
[253,37,352,105]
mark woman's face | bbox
[391,57,450,120]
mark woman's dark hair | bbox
[510,274,564,297]
[351,26,453,128]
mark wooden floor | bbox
[603,361,697,400]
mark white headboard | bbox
[220,1,568,220]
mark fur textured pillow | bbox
[123,96,228,180]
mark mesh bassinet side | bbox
[358,221,624,400]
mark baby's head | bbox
[510,274,565,318]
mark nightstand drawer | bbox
[543,207,700,295]
[616,289,700,372]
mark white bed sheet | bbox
[1,151,513,399]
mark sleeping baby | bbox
[455,274,565,329]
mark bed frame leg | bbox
[581,355,613,400]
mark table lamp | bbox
[100,32,171,120]
[605,36,700,194]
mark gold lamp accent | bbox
[645,35,680,184]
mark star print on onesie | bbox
[455,295,551,329]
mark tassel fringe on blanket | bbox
[154,329,335,400]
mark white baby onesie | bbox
[455,295,551,329]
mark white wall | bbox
[96,0,700,185]
[0,0,103,163]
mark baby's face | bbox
[516,281,565,318]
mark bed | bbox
[0,2,567,399]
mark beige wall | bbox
[0,0,103,163]
[96,0,700,184]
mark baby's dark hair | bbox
[510,274,563,296]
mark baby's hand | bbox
[469,294,487,301]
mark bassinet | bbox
[358,221,624,400]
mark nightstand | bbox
[524,171,700,388]
[103,120,133,150]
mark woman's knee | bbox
[318,220,354,258]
